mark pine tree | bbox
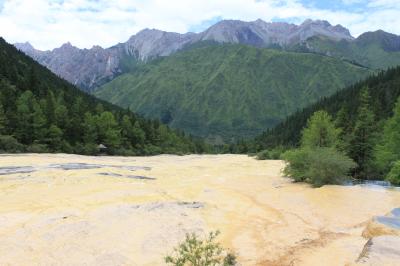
[68,97,85,142]
[45,91,56,126]
[82,112,98,144]
[47,124,63,151]
[334,106,353,152]
[121,115,134,148]
[97,111,121,150]
[54,103,69,129]
[0,102,6,135]
[375,96,400,174]
[15,90,35,144]
[349,88,376,178]
[32,102,47,142]
[132,121,146,148]
[301,110,341,149]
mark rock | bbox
[125,175,156,180]
[356,236,400,265]
[48,163,150,171]
[0,166,35,175]
[48,163,104,170]
[98,172,123,177]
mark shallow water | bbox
[0,154,399,265]
[344,179,395,188]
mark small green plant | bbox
[165,231,236,266]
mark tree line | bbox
[242,66,400,185]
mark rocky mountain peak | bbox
[14,41,35,52]
[14,18,358,91]
[58,42,78,51]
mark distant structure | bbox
[98,144,107,153]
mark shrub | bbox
[256,147,285,160]
[283,148,356,187]
[82,143,99,155]
[165,231,236,266]
[0,135,24,153]
[386,161,400,185]
[114,148,136,156]
[143,145,162,155]
[282,149,310,182]
[26,143,49,153]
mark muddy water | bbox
[0,154,399,265]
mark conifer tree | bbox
[15,90,35,144]
[349,88,376,178]
[82,112,98,144]
[32,102,47,142]
[375,96,400,174]
[45,91,56,126]
[301,110,341,149]
[98,111,121,149]
[121,115,134,148]
[132,121,146,148]
[47,124,63,151]
[0,102,6,135]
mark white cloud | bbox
[0,0,399,50]
[368,0,400,8]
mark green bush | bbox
[386,161,400,185]
[283,148,356,187]
[165,231,236,266]
[256,147,284,160]
[114,148,137,156]
[82,143,99,155]
[0,135,25,153]
[282,149,310,182]
[143,145,162,155]
[26,143,49,153]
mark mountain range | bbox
[94,42,371,141]
[13,19,400,141]
[15,19,354,92]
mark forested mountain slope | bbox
[0,38,206,155]
[254,66,400,150]
[95,43,372,141]
[294,31,400,70]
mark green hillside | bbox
[249,66,400,181]
[0,38,207,155]
[253,66,400,150]
[294,31,400,70]
[95,43,372,142]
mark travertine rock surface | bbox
[0,154,399,265]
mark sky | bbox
[0,0,399,50]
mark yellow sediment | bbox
[0,154,399,265]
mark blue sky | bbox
[0,0,399,50]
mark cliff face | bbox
[14,19,353,92]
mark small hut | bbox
[98,144,107,154]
